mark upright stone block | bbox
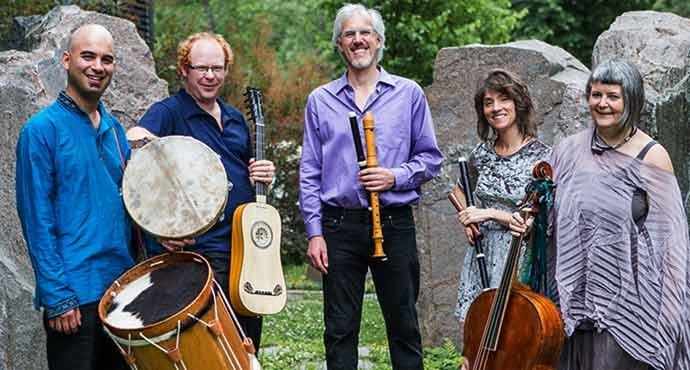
[0,6,167,369]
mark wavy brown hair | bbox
[473,69,536,142]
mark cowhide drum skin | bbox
[98,252,261,370]
[123,136,229,239]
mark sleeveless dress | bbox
[455,139,551,319]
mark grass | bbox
[283,263,321,290]
[283,263,377,293]
[259,264,462,369]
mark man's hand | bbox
[48,308,82,335]
[358,167,395,192]
[249,158,275,186]
[307,236,328,274]
[159,238,196,252]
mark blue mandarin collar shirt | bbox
[138,89,254,254]
[15,92,134,318]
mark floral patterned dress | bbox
[455,139,551,320]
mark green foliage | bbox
[207,0,333,66]
[0,1,52,42]
[320,0,524,85]
[512,0,656,66]
[283,262,321,291]
[0,1,120,49]
[653,0,690,17]
[424,340,463,370]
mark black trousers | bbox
[44,302,128,370]
[202,251,263,351]
[322,205,423,370]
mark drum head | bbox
[123,136,229,239]
[105,257,208,329]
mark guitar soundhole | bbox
[250,221,273,249]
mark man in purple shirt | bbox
[299,4,443,369]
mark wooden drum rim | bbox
[122,136,229,239]
[98,251,213,339]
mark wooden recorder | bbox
[349,111,387,261]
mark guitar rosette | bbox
[250,221,273,249]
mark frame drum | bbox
[98,252,261,370]
[123,136,229,239]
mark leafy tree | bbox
[512,0,656,66]
[654,0,690,17]
[320,0,524,85]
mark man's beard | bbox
[341,50,378,70]
[67,70,109,101]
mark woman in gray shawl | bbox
[512,59,690,370]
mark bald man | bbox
[16,24,132,370]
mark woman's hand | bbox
[509,210,534,237]
[458,206,493,226]
[464,226,476,244]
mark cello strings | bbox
[472,227,526,370]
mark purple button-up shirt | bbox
[299,68,443,238]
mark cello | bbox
[462,161,564,370]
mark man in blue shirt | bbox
[15,24,132,370]
[128,32,275,350]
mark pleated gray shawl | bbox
[551,128,690,370]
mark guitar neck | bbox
[255,117,266,202]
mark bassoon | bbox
[349,111,387,261]
[448,158,490,289]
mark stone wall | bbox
[0,6,167,370]
[418,11,690,349]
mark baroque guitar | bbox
[229,87,287,316]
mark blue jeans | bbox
[322,205,423,370]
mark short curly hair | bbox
[176,32,234,78]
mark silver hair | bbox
[331,3,386,63]
[586,59,645,130]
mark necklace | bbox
[591,126,637,154]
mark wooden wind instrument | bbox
[456,158,490,289]
[362,112,387,261]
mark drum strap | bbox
[103,318,187,370]
[186,290,243,370]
